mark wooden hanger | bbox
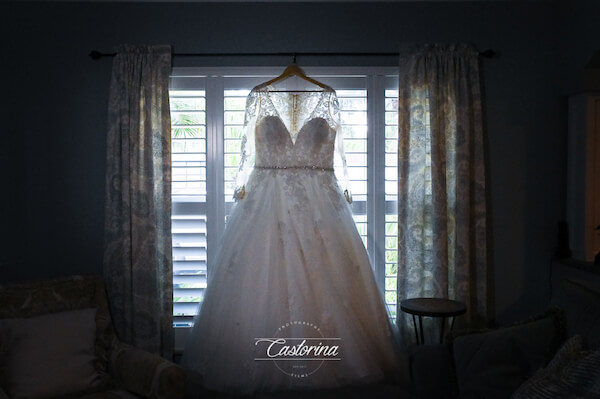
[255,58,332,92]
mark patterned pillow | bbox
[511,335,600,398]
[450,308,566,399]
[0,308,104,399]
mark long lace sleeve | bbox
[330,91,352,204]
[233,90,259,201]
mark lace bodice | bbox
[234,87,351,202]
[256,116,335,168]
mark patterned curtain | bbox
[103,45,173,358]
[396,44,488,343]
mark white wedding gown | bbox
[181,86,402,395]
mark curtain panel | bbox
[396,44,488,342]
[103,45,173,358]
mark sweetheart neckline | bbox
[258,115,331,148]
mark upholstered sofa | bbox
[0,275,186,399]
[408,261,600,399]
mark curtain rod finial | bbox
[89,50,102,60]
[480,49,495,59]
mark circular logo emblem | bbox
[254,321,341,379]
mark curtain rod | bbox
[89,49,496,60]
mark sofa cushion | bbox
[450,308,566,399]
[511,334,600,398]
[555,278,600,348]
[0,308,104,399]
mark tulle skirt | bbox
[181,169,403,395]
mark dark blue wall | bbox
[1,0,597,324]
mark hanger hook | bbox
[292,52,297,65]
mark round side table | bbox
[400,298,467,345]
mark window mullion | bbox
[367,75,386,292]
[205,77,225,280]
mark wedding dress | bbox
[181,84,402,395]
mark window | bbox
[169,67,399,337]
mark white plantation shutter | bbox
[169,68,400,338]
[384,88,400,320]
[223,89,250,211]
[169,86,208,327]
[337,89,368,246]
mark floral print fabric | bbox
[396,44,488,342]
[103,45,173,358]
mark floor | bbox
[188,383,416,399]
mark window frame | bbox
[170,66,399,351]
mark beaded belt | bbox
[255,165,334,172]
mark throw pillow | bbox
[0,308,104,399]
[545,334,586,371]
[511,335,600,398]
[556,278,600,348]
[450,308,566,399]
